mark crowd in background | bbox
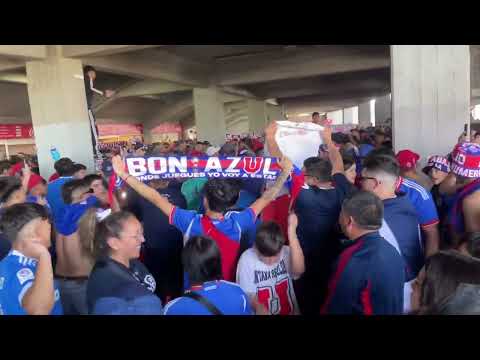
[1,112,480,316]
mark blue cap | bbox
[92,284,163,315]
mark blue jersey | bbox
[163,280,253,315]
[56,196,99,236]
[0,250,63,315]
[46,176,73,224]
[170,207,257,243]
[380,195,423,281]
[321,232,405,315]
[396,177,439,228]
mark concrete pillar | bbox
[391,45,470,162]
[375,95,391,127]
[265,103,284,123]
[26,49,95,178]
[247,99,266,135]
[193,87,226,146]
[343,106,358,125]
[358,102,371,127]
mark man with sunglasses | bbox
[359,154,422,314]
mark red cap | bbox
[28,173,45,191]
[8,162,23,177]
[396,150,420,170]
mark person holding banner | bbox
[111,154,293,286]
[266,123,356,315]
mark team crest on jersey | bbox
[144,275,156,292]
[16,268,34,285]
[54,289,60,301]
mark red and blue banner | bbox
[124,156,282,182]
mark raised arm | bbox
[111,156,174,216]
[321,126,344,175]
[265,121,283,159]
[287,212,305,278]
[21,244,55,315]
[250,156,293,216]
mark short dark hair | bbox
[84,174,108,190]
[94,211,135,258]
[342,191,383,230]
[474,133,480,139]
[73,163,87,172]
[0,176,22,204]
[420,250,480,314]
[62,179,90,204]
[204,179,240,213]
[9,155,23,166]
[0,203,49,243]
[312,112,320,117]
[182,236,222,285]
[83,65,96,73]
[367,147,396,159]
[54,158,75,177]
[255,222,285,257]
[303,157,332,182]
[363,154,400,178]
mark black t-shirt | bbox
[294,173,354,261]
[128,185,187,250]
[86,257,156,313]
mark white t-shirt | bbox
[236,246,300,315]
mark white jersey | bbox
[236,246,300,315]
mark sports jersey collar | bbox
[190,280,220,292]
[9,249,34,262]
[395,176,403,192]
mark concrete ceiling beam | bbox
[82,51,212,86]
[0,46,46,60]
[62,45,163,58]
[215,48,390,86]
[116,79,192,98]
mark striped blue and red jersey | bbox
[396,177,439,229]
[321,232,405,315]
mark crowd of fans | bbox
[1,113,480,316]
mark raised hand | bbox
[265,121,278,139]
[22,238,50,260]
[112,155,127,178]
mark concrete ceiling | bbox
[0,45,395,125]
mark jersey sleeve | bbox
[169,207,197,234]
[13,267,36,308]
[417,195,440,228]
[231,208,257,229]
[236,251,257,296]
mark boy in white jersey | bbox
[236,213,305,315]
